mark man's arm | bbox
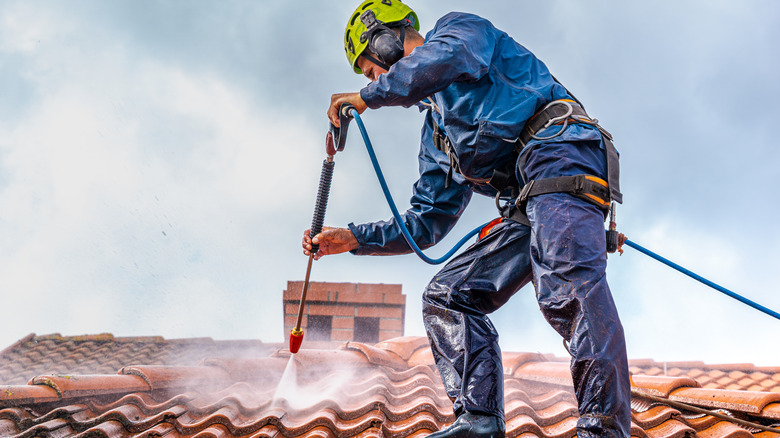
[347,113,472,256]
[361,13,497,109]
[303,113,472,258]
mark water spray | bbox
[289,105,353,354]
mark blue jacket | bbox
[349,12,602,255]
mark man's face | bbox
[356,54,388,82]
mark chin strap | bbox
[360,53,391,71]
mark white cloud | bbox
[0,7,321,347]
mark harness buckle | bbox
[516,179,535,205]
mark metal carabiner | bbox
[529,100,574,141]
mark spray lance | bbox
[289,104,353,354]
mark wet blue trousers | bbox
[422,139,631,437]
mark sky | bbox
[1,1,778,367]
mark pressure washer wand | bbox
[290,154,336,353]
[289,104,355,353]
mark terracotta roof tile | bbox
[693,421,755,438]
[342,342,408,370]
[514,361,574,387]
[641,418,696,438]
[119,365,233,391]
[2,333,780,437]
[406,345,436,368]
[763,402,780,420]
[631,405,681,430]
[669,387,780,414]
[374,336,430,361]
[503,352,553,375]
[0,333,275,386]
[631,375,700,398]
[0,384,60,405]
[631,359,780,394]
[29,374,149,398]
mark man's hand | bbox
[328,92,367,127]
[302,226,360,260]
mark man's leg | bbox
[522,140,631,438]
[422,219,533,421]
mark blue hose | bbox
[348,109,780,322]
[624,238,780,321]
[351,111,487,265]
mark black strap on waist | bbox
[501,173,612,226]
[517,174,611,211]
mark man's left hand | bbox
[328,92,367,127]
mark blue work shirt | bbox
[349,12,603,255]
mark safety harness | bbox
[430,98,622,227]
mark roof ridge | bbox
[0,333,35,358]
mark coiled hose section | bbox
[350,109,487,265]
[310,158,335,254]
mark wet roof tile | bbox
[2,333,780,437]
[631,375,700,398]
[0,333,276,386]
[630,359,780,394]
[30,374,149,398]
[669,387,780,414]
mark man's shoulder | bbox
[430,11,494,34]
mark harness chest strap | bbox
[431,121,459,188]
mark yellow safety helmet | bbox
[344,0,419,74]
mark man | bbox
[302,1,631,437]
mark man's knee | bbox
[423,279,452,309]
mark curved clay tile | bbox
[762,402,780,420]
[29,374,150,399]
[513,361,574,387]
[631,375,701,398]
[119,365,233,392]
[406,346,435,368]
[505,413,578,438]
[502,352,551,375]
[669,387,780,414]
[641,417,696,438]
[374,336,430,361]
[691,420,754,438]
[0,384,60,406]
[630,405,682,430]
[342,342,407,370]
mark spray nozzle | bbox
[289,328,304,354]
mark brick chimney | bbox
[283,281,405,349]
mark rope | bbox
[623,238,780,322]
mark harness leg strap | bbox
[516,174,611,211]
